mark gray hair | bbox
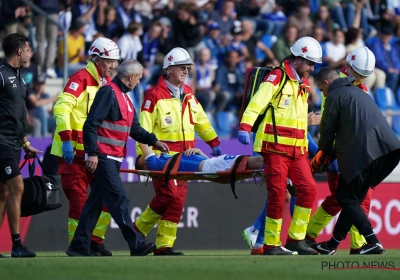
[316,67,339,84]
[117,59,144,78]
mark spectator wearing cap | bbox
[155,17,174,68]
[203,22,224,69]
[227,20,249,74]
[26,77,57,137]
[369,25,400,93]
[58,17,90,77]
[158,17,173,38]
[33,0,60,79]
[173,2,206,60]
[210,0,235,36]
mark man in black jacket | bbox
[312,67,400,255]
[67,59,169,257]
[0,33,41,258]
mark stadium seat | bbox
[255,34,277,62]
[215,111,238,138]
[375,87,399,110]
[392,115,400,137]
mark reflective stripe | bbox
[261,134,306,147]
[288,205,311,240]
[306,206,333,239]
[156,132,195,141]
[264,217,282,246]
[98,136,126,147]
[100,122,131,133]
[350,225,366,249]
[156,220,178,249]
[68,218,79,243]
[135,205,162,236]
[92,211,111,240]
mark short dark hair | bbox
[316,67,339,84]
[135,155,143,170]
[2,33,29,58]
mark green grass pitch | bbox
[1,250,400,280]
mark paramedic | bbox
[238,37,322,255]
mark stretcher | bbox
[119,154,264,198]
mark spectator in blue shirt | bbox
[214,50,244,112]
[369,25,400,93]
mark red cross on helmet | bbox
[346,46,375,77]
[290,36,322,63]
[88,37,121,60]
[163,47,194,69]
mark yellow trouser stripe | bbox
[155,220,178,249]
[92,211,112,240]
[68,218,79,243]
[289,206,312,240]
[135,206,162,236]
[350,225,366,249]
[306,206,334,238]
[264,217,282,246]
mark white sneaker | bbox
[242,227,258,249]
[46,68,58,78]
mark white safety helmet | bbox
[290,36,322,64]
[346,46,375,77]
[163,47,194,69]
[88,37,120,60]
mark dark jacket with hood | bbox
[318,76,400,183]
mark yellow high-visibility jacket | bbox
[137,75,220,155]
[51,61,109,158]
[240,60,310,157]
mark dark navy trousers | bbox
[70,156,144,251]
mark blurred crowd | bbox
[1,0,400,139]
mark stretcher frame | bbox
[119,169,264,187]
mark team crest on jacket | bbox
[69,82,79,91]
[267,75,277,82]
[144,100,151,109]
[164,116,172,125]
[5,166,11,175]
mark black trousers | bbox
[70,156,144,251]
[333,149,400,242]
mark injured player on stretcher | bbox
[135,143,263,172]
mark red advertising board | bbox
[0,181,399,251]
[280,183,400,249]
